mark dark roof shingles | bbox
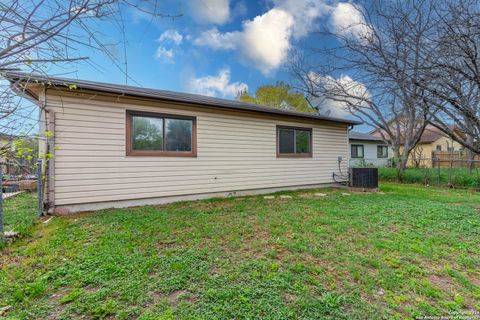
[349,131,385,142]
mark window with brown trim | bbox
[276,126,312,158]
[126,110,196,157]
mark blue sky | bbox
[45,0,370,126]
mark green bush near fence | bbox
[379,167,480,188]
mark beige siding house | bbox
[7,73,359,213]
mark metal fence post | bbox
[0,165,4,243]
[37,159,43,217]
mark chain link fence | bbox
[0,160,43,244]
[355,157,480,189]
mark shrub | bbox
[378,167,480,188]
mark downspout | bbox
[347,124,354,168]
[38,89,56,214]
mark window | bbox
[351,144,364,158]
[126,111,196,156]
[277,126,312,157]
[436,145,442,151]
[377,145,388,158]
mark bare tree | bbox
[0,0,180,136]
[411,144,425,168]
[290,0,442,179]
[416,0,480,162]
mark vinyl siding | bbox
[349,140,390,167]
[46,90,349,207]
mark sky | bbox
[44,0,370,128]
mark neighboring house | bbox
[407,126,463,168]
[409,125,462,153]
[348,131,390,167]
[6,73,359,213]
[370,125,463,168]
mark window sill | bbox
[277,154,312,158]
[126,151,197,157]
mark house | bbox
[408,124,462,153]
[406,126,464,168]
[348,131,390,167]
[370,124,464,168]
[6,73,360,213]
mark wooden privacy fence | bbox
[432,151,480,168]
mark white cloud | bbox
[190,1,372,74]
[194,8,294,75]
[158,29,183,45]
[187,68,248,98]
[272,0,330,38]
[307,72,369,117]
[241,8,294,74]
[189,0,230,25]
[193,28,237,50]
[331,3,373,39]
[154,47,174,63]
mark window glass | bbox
[352,145,364,158]
[132,116,163,150]
[165,118,193,151]
[279,128,295,154]
[128,112,195,156]
[295,130,311,154]
[377,146,388,158]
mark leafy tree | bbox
[132,117,163,150]
[238,82,313,113]
[1,132,53,175]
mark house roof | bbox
[349,131,385,142]
[416,126,449,144]
[4,72,362,125]
[369,125,451,144]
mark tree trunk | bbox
[396,155,408,182]
[396,142,415,182]
[391,146,405,181]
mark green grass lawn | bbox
[1,184,479,319]
[2,192,38,239]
